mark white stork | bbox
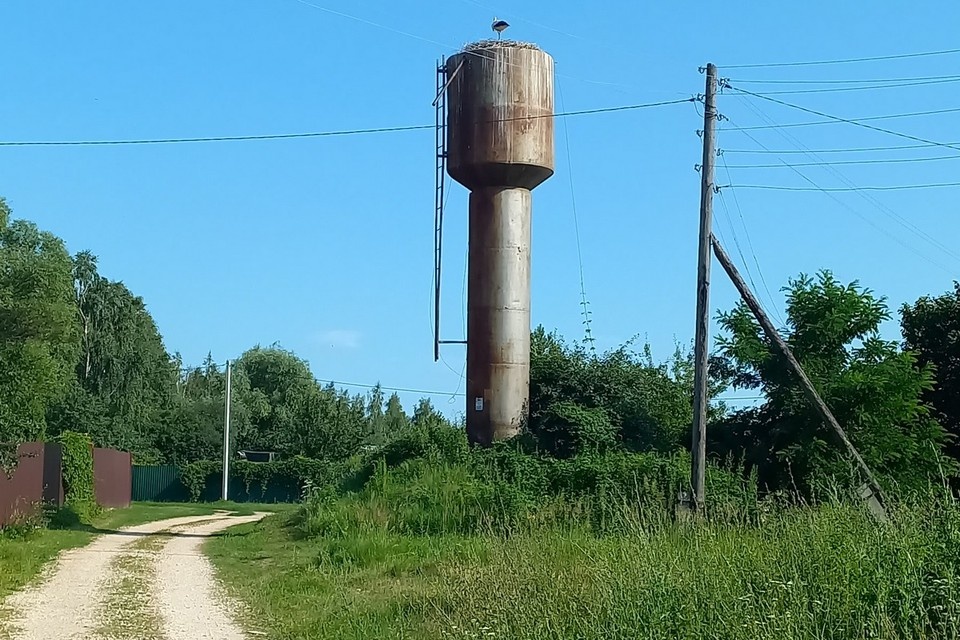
[492,17,509,39]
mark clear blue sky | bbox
[2,1,959,415]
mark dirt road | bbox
[0,512,267,640]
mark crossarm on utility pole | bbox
[710,234,887,512]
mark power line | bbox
[726,85,960,154]
[0,98,694,147]
[291,0,662,94]
[722,46,960,70]
[716,191,763,303]
[724,154,960,169]
[318,379,466,398]
[728,182,960,192]
[180,362,467,398]
[734,97,960,269]
[1,124,435,147]
[723,141,960,155]
[717,151,784,325]
[724,108,958,272]
[724,77,960,95]
[728,106,960,132]
[728,73,960,85]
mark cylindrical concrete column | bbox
[466,187,532,445]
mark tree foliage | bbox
[528,327,701,457]
[901,282,960,463]
[711,270,952,495]
[0,199,79,442]
[57,430,98,521]
[47,252,177,454]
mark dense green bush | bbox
[300,422,757,538]
[180,456,344,502]
[529,328,705,457]
[56,430,98,522]
[712,271,955,497]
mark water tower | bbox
[434,40,555,445]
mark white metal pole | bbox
[222,360,232,502]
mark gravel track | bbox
[0,512,267,640]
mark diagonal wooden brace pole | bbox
[710,234,887,515]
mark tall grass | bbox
[215,426,960,639]
[412,498,960,639]
[286,485,960,639]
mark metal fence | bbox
[0,443,64,527]
[0,442,133,527]
[133,464,299,503]
[93,448,132,508]
[132,465,189,502]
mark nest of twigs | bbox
[462,39,541,51]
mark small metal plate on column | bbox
[475,397,484,411]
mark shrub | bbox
[537,402,617,458]
[299,440,756,538]
[344,422,469,492]
[180,456,345,502]
[0,503,47,538]
[56,431,98,523]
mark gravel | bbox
[1,512,268,640]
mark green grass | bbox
[207,512,489,639]
[94,534,168,640]
[207,498,960,640]
[0,500,294,603]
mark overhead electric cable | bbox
[558,78,596,353]
[725,77,960,95]
[733,97,960,267]
[728,73,960,85]
[723,141,960,155]
[725,117,955,273]
[0,98,694,147]
[717,150,784,324]
[292,0,662,93]
[726,85,960,154]
[725,154,959,169]
[723,47,960,69]
[728,106,960,132]
[729,182,960,192]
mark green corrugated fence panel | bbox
[132,465,190,502]
[132,464,299,503]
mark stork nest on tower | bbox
[462,39,541,51]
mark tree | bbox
[711,270,952,495]
[234,346,368,460]
[528,327,699,457]
[0,198,80,442]
[411,398,447,430]
[383,393,409,435]
[47,254,178,455]
[365,383,387,443]
[901,283,960,464]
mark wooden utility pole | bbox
[690,63,718,510]
[710,235,887,516]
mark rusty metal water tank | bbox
[446,42,555,190]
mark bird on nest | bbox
[491,17,509,39]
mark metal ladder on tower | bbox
[433,58,447,362]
